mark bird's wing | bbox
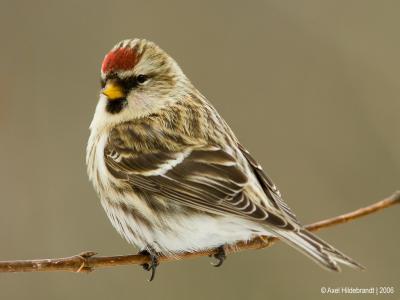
[104,133,295,230]
[238,144,301,225]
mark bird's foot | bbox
[138,249,159,281]
[211,245,226,267]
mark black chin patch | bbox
[106,98,127,114]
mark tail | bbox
[276,228,364,271]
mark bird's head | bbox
[92,39,190,130]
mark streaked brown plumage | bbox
[86,38,363,279]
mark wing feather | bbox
[104,131,294,229]
[238,144,301,225]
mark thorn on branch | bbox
[76,251,98,273]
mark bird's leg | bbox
[211,245,226,267]
[138,249,159,281]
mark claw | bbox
[211,246,226,267]
[138,250,159,282]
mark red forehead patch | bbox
[101,47,137,73]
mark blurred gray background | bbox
[0,1,399,299]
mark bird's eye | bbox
[137,74,148,84]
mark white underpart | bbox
[101,193,274,254]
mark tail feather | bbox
[275,228,364,271]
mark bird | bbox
[86,38,363,281]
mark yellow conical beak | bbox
[102,82,125,101]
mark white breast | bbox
[101,193,272,255]
[87,132,110,194]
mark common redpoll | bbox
[86,38,363,281]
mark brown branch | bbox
[1,191,399,273]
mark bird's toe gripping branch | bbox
[211,245,227,267]
[138,250,159,281]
